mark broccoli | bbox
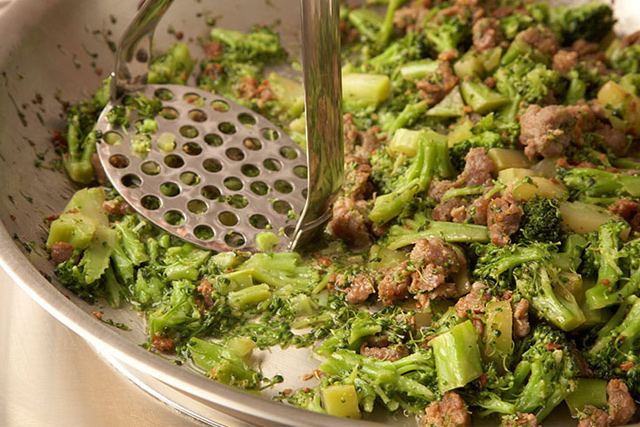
[468,325,579,421]
[474,242,586,331]
[586,295,640,397]
[607,39,640,75]
[280,388,324,413]
[549,1,615,45]
[366,32,428,75]
[424,14,470,56]
[209,27,286,64]
[147,42,195,85]
[582,221,634,309]
[558,167,640,200]
[449,131,504,172]
[515,197,564,244]
[385,218,490,250]
[369,130,454,225]
[187,337,262,389]
[317,348,439,414]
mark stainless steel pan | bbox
[0,0,638,426]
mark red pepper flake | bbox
[549,177,560,185]
[318,257,332,267]
[478,372,488,388]
[92,311,103,320]
[282,388,292,395]
[301,373,315,381]
[545,343,562,351]
[95,68,103,76]
[9,215,16,222]
[620,361,636,372]
[302,387,311,392]
[600,279,611,286]
[463,105,473,114]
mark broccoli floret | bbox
[209,27,286,64]
[586,295,640,396]
[366,32,428,75]
[558,167,640,200]
[281,388,324,413]
[318,348,439,414]
[187,337,262,389]
[468,325,579,421]
[516,197,564,244]
[147,279,202,342]
[55,258,97,303]
[607,39,640,75]
[473,242,586,331]
[424,14,470,55]
[549,1,615,45]
[582,221,633,309]
[147,42,195,85]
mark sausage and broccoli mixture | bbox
[45,0,640,425]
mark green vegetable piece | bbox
[79,226,116,284]
[400,60,440,82]
[228,284,271,309]
[267,72,305,117]
[460,79,510,114]
[426,86,465,118]
[431,320,483,392]
[564,379,608,416]
[342,73,391,109]
[386,221,489,250]
[322,384,361,419]
[46,213,98,251]
[255,231,280,252]
[454,51,484,78]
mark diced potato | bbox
[598,81,640,136]
[499,169,568,200]
[530,156,560,178]
[559,201,622,234]
[322,384,361,419]
[387,128,423,158]
[447,119,474,147]
[488,148,532,172]
[369,245,409,270]
[483,300,513,369]
[497,167,538,185]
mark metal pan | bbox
[0,0,638,426]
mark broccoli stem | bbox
[400,60,440,82]
[63,125,98,184]
[460,79,511,114]
[228,284,271,309]
[378,0,406,46]
[560,167,640,198]
[342,73,391,109]
[440,185,485,202]
[386,221,490,250]
[585,223,627,309]
[386,101,428,135]
[347,8,383,41]
[564,378,608,416]
[431,320,483,392]
[588,295,640,356]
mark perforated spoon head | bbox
[95,84,308,252]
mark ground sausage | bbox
[460,147,495,186]
[428,179,456,201]
[416,61,459,105]
[487,192,522,246]
[607,379,636,426]
[595,124,630,156]
[609,198,639,220]
[343,273,375,304]
[51,241,75,264]
[516,25,559,56]
[553,50,579,74]
[473,17,502,51]
[512,298,531,339]
[410,238,465,273]
[502,412,540,427]
[519,104,596,160]
[432,197,469,223]
[378,261,412,305]
[578,406,610,427]
[420,391,470,427]
[328,197,371,249]
[360,344,409,362]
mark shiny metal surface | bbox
[0,0,639,426]
[96,84,307,252]
[112,0,174,97]
[291,0,343,250]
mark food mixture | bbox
[45,0,640,425]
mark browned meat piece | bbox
[470,194,490,225]
[438,49,459,62]
[361,127,381,154]
[103,198,132,215]
[519,104,596,159]
[91,153,107,185]
[455,282,491,333]
[553,50,579,74]
[595,125,630,156]
[51,241,75,264]
[393,0,433,33]
[410,238,465,273]
[516,25,559,56]
[197,279,214,308]
[420,392,470,427]
[622,30,640,48]
[432,197,469,223]
[152,334,175,352]
[487,192,522,246]
[204,40,224,60]
[607,379,636,426]
[502,412,540,427]
[578,406,610,427]
[416,61,459,105]
[609,198,639,220]
[428,179,456,201]
[235,77,275,108]
[343,156,373,200]
[512,298,531,339]
[328,197,371,248]
[473,18,502,51]
[343,273,375,304]
[460,147,494,186]
[410,263,446,294]
[378,261,412,305]
[360,343,409,362]
[631,214,640,234]
[455,282,490,318]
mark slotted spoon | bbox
[95,0,343,252]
